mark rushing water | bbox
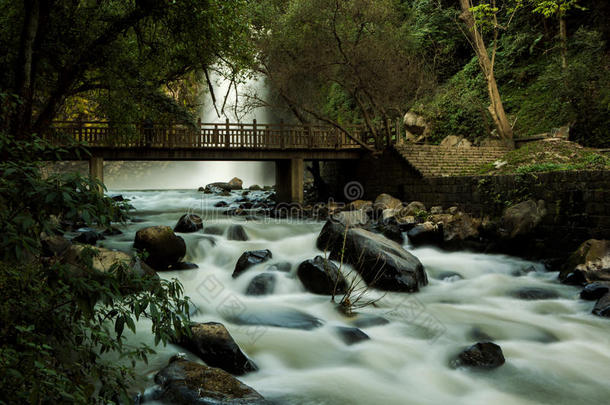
[101,189,610,405]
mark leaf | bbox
[115,316,125,338]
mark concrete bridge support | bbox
[89,156,104,192]
[275,158,304,203]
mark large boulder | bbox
[374,193,402,211]
[134,226,186,270]
[559,239,610,285]
[500,200,547,239]
[297,256,347,295]
[440,135,472,149]
[176,322,257,375]
[403,111,430,142]
[228,177,243,190]
[451,342,505,369]
[317,220,427,292]
[205,182,232,193]
[174,214,203,233]
[407,222,442,246]
[232,250,273,278]
[153,356,267,404]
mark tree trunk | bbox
[559,17,567,69]
[459,0,513,143]
[12,0,41,139]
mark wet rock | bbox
[437,271,464,281]
[227,308,324,330]
[265,262,292,273]
[510,287,559,300]
[374,193,402,211]
[245,273,276,296]
[41,234,71,257]
[103,227,123,236]
[440,212,480,248]
[335,326,370,345]
[153,356,267,404]
[348,200,373,211]
[593,293,610,317]
[372,217,404,244]
[500,200,547,239]
[170,262,199,270]
[249,184,262,191]
[134,226,186,270]
[197,186,205,192]
[203,226,224,236]
[232,250,273,278]
[407,222,442,246]
[351,314,390,328]
[451,342,505,369]
[580,282,610,301]
[214,201,229,208]
[72,229,105,245]
[396,215,418,231]
[111,194,125,201]
[297,256,347,295]
[318,220,427,292]
[206,182,232,192]
[227,224,249,241]
[174,214,203,233]
[559,239,610,285]
[228,177,243,190]
[176,322,257,375]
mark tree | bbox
[251,0,433,150]
[526,0,584,69]
[0,0,252,139]
[458,0,516,143]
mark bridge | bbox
[48,119,401,202]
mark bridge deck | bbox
[48,120,372,160]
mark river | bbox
[101,189,610,405]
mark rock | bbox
[203,226,224,236]
[227,225,249,241]
[220,190,232,197]
[214,201,229,208]
[451,342,505,369]
[580,282,610,301]
[335,326,370,345]
[351,314,390,328]
[448,206,459,215]
[348,200,373,211]
[403,111,430,142]
[395,215,418,231]
[170,262,199,270]
[407,222,442,246]
[153,357,267,404]
[134,226,186,270]
[437,271,463,281]
[197,186,205,192]
[41,234,71,257]
[500,200,547,239]
[61,245,157,280]
[439,212,480,247]
[402,201,426,217]
[374,218,404,244]
[228,177,243,190]
[317,220,427,292]
[593,293,610,317]
[297,256,347,295]
[72,229,105,245]
[245,273,276,296]
[430,206,443,215]
[177,322,257,375]
[510,287,559,300]
[265,262,292,272]
[559,239,610,285]
[111,195,125,201]
[227,308,324,330]
[103,227,123,236]
[174,214,203,233]
[232,250,273,278]
[206,182,232,192]
[249,184,262,191]
[374,193,402,211]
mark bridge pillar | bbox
[275,158,304,203]
[89,156,104,192]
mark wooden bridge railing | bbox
[46,119,399,150]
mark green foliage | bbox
[0,131,191,402]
